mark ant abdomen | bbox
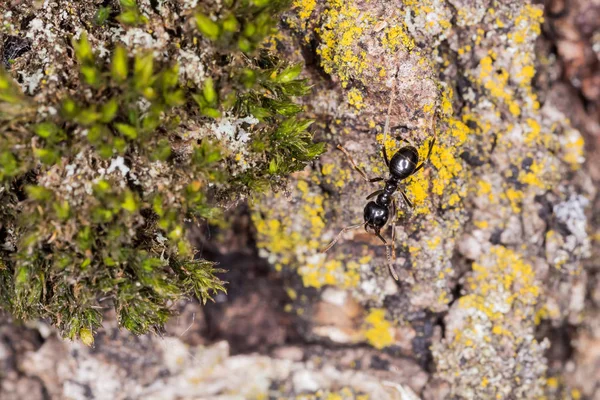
[389,146,419,180]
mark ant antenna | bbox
[386,245,399,281]
[382,71,399,156]
[321,223,364,253]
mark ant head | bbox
[363,201,389,230]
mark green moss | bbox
[117,0,147,26]
[0,0,322,342]
[195,0,292,53]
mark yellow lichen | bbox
[505,187,524,213]
[321,163,335,175]
[253,177,363,290]
[364,308,394,349]
[382,24,415,52]
[508,4,544,46]
[347,87,365,110]
[546,377,559,389]
[562,130,585,170]
[519,160,547,189]
[293,0,316,28]
[474,220,489,229]
[317,1,371,87]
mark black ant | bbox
[322,87,436,281]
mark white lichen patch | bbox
[119,28,158,51]
[105,156,131,177]
[19,69,45,94]
[209,115,260,173]
[546,194,592,274]
[177,48,206,88]
[37,149,113,206]
[178,0,199,11]
[554,195,590,246]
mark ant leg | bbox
[399,189,413,208]
[387,198,399,281]
[321,223,364,253]
[336,145,384,183]
[413,137,436,174]
[366,189,383,200]
[382,146,390,168]
[374,228,387,245]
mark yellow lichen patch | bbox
[292,0,316,30]
[518,160,547,189]
[321,163,335,176]
[474,220,488,229]
[403,116,469,214]
[300,258,338,288]
[441,87,454,116]
[317,1,372,87]
[427,236,441,250]
[524,118,541,145]
[546,377,559,389]
[333,167,351,188]
[508,4,544,46]
[253,177,363,291]
[375,132,400,162]
[298,254,362,289]
[457,45,472,56]
[363,308,394,349]
[286,287,298,301]
[423,102,435,115]
[402,0,452,35]
[430,140,464,190]
[463,246,541,315]
[534,305,550,325]
[347,87,364,110]
[295,180,327,246]
[253,215,299,256]
[358,255,372,264]
[504,187,524,214]
[517,65,536,84]
[478,56,520,116]
[382,23,415,52]
[405,172,430,214]
[477,179,495,202]
[561,129,585,170]
[274,249,355,289]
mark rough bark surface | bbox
[1,0,600,399]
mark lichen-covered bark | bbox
[252,0,595,398]
[1,0,599,399]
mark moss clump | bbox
[0,0,322,342]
